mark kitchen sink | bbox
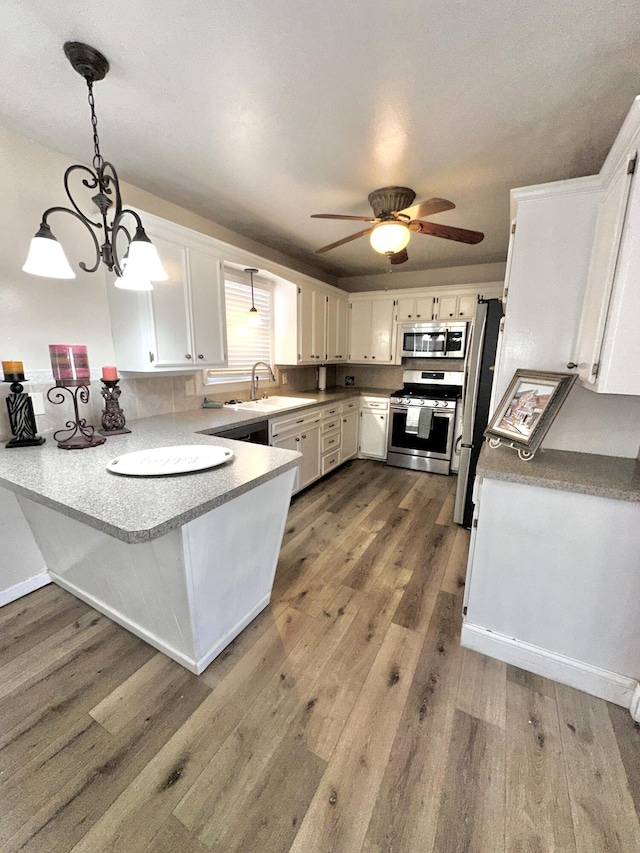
[224,396,317,413]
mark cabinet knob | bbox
[185,354,192,359]
[301,434,307,439]
[566,362,577,370]
[416,314,421,318]
[371,355,375,359]
[198,354,204,360]
[295,437,300,442]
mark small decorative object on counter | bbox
[484,369,577,461]
[49,344,91,386]
[2,361,45,448]
[101,365,118,381]
[99,372,131,436]
[47,384,105,450]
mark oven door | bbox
[387,404,456,473]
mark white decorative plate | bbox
[106,445,234,476]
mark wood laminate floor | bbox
[1,460,639,852]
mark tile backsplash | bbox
[0,362,405,442]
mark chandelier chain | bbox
[86,78,103,173]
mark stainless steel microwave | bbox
[400,321,468,359]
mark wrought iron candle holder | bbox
[99,379,131,436]
[47,383,106,450]
[4,378,46,448]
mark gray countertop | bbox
[0,411,301,544]
[0,387,392,544]
[477,443,640,503]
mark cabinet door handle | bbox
[566,362,577,369]
[198,354,204,359]
[371,355,376,359]
[301,434,307,439]
[185,353,192,359]
[295,437,300,442]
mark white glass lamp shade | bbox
[247,307,262,327]
[369,220,411,255]
[115,261,153,291]
[124,227,168,281]
[22,224,75,279]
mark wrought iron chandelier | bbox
[22,42,167,290]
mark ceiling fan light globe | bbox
[369,221,410,255]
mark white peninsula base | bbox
[17,468,295,674]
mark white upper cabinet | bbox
[348,297,396,363]
[107,214,226,372]
[327,293,349,361]
[296,285,349,364]
[433,293,478,320]
[395,296,434,321]
[574,101,640,394]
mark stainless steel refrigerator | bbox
[453,298,503,528]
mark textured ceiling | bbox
[2,1,640,285]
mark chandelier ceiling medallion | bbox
[22,41,167,290]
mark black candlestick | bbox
[4,379,46,448]
[47,384,106,450]
[99,379,131,436]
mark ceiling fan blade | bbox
[397,197,455,219]
[311,213,377,221]
[390,248,408,265]
[411,220,484,244]
[315,228,373,254]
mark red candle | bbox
[102,366,119,381]
[49,345,90,385]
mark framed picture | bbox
[484,369,577,460]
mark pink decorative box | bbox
[49,344,91,386]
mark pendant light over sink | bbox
[245,268,262,326]
[22,42,167,290]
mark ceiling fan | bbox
[311,186,484,265]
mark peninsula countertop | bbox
[0,387,394,543]
[0,411,301,544]
[477,443,640,503]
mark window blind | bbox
[219,280,273,377]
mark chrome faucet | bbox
[250,361,275,400]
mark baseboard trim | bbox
[0,572,51,608]
[193,593,271,675]
[50,574,270,676]
[630,684,640,723]
[461,622,639,713]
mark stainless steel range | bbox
[387,370,463,475]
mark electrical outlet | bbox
[30,391,45,415]
[281,372,288,385]
[185,378,195,397]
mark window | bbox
[205,270,274,385]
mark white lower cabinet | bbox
[270,409,322,495]
[463,475,640,714]
[358,397,389,460]
[269,397,361,493]
[341,410,359,461]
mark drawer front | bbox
[360,396,389,411]
[322,431,341,454]
[270,409,321,439]
[321,449,341,475]
[322,417,340,434]
[341,398,359,413]
[322,405,341,420]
